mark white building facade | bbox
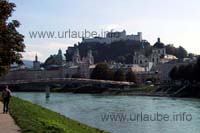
[133,38,177,71]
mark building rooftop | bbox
[153,38,165,48]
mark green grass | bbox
[1,95,107,133]
[134,85,156,92]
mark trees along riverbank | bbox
[168,57,200,98]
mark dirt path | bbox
[0,102,21,133]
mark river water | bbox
[13,92,200,133]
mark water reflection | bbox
[45,97,50,103]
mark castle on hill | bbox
[82,30,142,44]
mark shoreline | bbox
[12,91,200,99]
[0,94,108,133]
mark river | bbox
[13,92,200,133]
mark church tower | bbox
[57,49,63,65]
[33,54,40,70]
[151,38,166,64]
[72,48,81,64]
[86,50,94,65]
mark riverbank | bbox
[6,96,107,133]
[8,84,170,97]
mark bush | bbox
[113,69,125,81]
[90,63,113,80]
[126,71,136,82]
[71,73,83,78]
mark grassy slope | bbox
[1,95,107,133]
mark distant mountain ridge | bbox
[23,60,33,68]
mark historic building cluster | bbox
[2,30,196,83]
[133,38,177,71]
[29,36,178,81]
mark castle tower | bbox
[137,32,142,41]
[151,38,166,64]
[33,54,40,70]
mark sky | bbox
[9,0,200,62]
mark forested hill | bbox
[65,40,151,64]
[64,40,188,64]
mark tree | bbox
[176,65,186,80]
[113,69,125,81]
[194,57,200,82]
[176,46,187,59]
[117,56,125,63]
[71,73,83,78]
[188,53,195,58]
[0,1,25,76]
[126,71,136,82]
[165,45,188,59]
[146,77,157,83]
[169,66,178,80]
[170,57,200,83]
[90,63,113,80]
[184,64,194,82]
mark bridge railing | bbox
[0,78,135,86]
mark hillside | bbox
[65,40,151,64]
[64,40,188,64]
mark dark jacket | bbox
[2,89,11,99]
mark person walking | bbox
[2,85,11,113]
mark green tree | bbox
[166,45,188,59]
[0,1,25,76]
[90,63,113,80]
[176,65,186,80]
[169,66,178,80]
[117,56,125,63]
[194,57,200,82]
[113,69,125,81]
[183,64,195,82]
[71,73,83,78]
[146,77,157,83]
[176,46,188,59]
[126,71,136,82]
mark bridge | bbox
[0,78,135,92]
